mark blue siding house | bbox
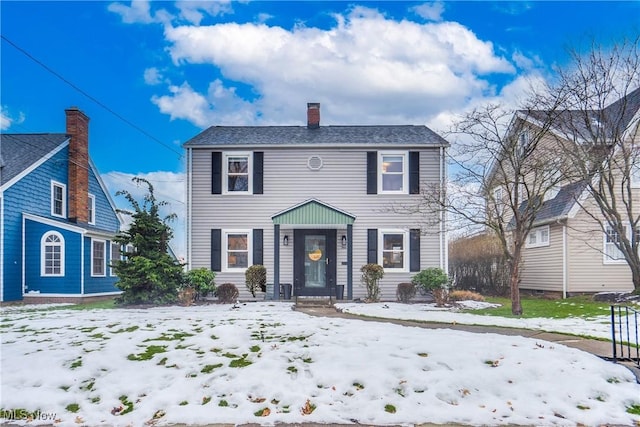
[0,107,123,302]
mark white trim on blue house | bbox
[50,180,67,219]
[40,231,65,277]
[0,194,3,302]
[0,139,69,192]
[88,158,125,229]
[91,238,107,277]
[23,291,121,298]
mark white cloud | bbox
[175,0,233,25]
[0,106,25,130]
[151,6,515,128]
[101,171,186,259]
[108,0,173,25]
[143,67,163,85]
[412,2,445,21]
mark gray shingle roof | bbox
[512,181,587,227]
[0,134,69,186]
[184,125,449,147]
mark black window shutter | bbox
[409,151,420,195]
[367,229,378,264]
[253,229,263,265]
[211,229,221,272]
[211,152,222,194]
[253,152,264,194]
[410,229,420,272]
[366,152,377,195]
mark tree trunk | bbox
[631,263,640,295]
[510,244,523,315]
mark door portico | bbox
[271,199,356,300]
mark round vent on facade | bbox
[307,155,323,170]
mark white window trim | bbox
[223,229,252,272]
[91,239,107,277]
[631,162,640,189]
[88,194,96,225]
[378,229,408,272]
[40,231,65,277]
[525,226,550,249]
[223,152,253,195]
[378,151,408,194]
[50,181,66,218]
[110,242,121,277]
[603,224,629,265]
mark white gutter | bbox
[439,146,445,270]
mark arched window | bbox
[41,231,65,276]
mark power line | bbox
[1,34,183,158]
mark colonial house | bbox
[492,88,640,296]
[184,103,449,300]
[0,108,123,302]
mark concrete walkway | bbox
[294,305,640,382]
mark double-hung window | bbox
[51,181,66,218]
[92,239,106,276]
[41,231,64,276]
[110,242,121,276]
[379,152,408,194]
[526,226,550,248]
[224,230,252,271]
[604,225,627,264]
[88,194,96,225]
[631,161,640,188]
[379,230,408,271]
[224,153,252,194]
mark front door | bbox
[293,229,336,296]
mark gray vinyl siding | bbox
[189,147,444,300]
[520,224,563,292]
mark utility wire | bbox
[1,34,183,158]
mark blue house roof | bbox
[1,133,69,186]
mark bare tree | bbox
[540,38,640,292]
[430,98,568,315]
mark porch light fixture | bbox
[341,235,347,248]
[283,235,289,246]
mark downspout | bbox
[562,222,567,299]
[439,146,444,270]
[443,146,449,273]
[187,147,192,270]
[21,215,25,296]
[80,233,85,295]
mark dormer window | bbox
[51,181,66,218]
[517,131,529,156]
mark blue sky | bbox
[2,1,639,257]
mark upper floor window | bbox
[526,226,550,249]
[378,152,408,194]
[51,181,66,218]
[604,225,627,264]
[224,153,252,194]
[41,231,65,276]
[224,230,252,271]
[632,162,640,188]
[379,230,408,271]
[517,131,529,157]
[493,186,503,202]
[92,239,106,276]
[88,194,96,225]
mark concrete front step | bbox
[294,297,334,308]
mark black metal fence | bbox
[611,305,640,367]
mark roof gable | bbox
[0,133,69,187]
[272,199,356,225]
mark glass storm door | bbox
[294,229,336,296]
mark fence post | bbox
[611,305,617,362]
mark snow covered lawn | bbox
[1,302,639,426]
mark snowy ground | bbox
[1,302,639,426]
[336,301,616,340]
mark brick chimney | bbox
[307,102,320,129]
[65,107,90,224]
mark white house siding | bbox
[566,199,634,293]
[520,224,564,292]
[189,146,444,300]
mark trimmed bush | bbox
[360,264,384,302]
[216,283,239,304]
[245,265,267,297]
[184,268,216,301]
[412,267,449,306]
[396,282,416,303]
